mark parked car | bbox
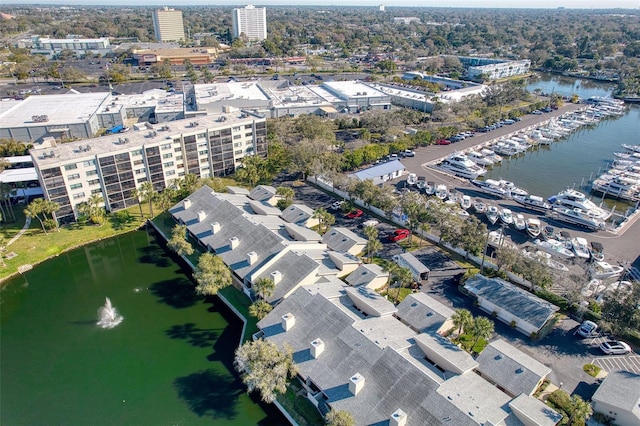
[361,219,380,228]
[577,320,598,337]
[403,149,415,157]
[388,229,410,242]
[531,110,543,115]
[436,139,451,145]
[346,209,364,219]
[330,200,345,210]
[599,341,632,355]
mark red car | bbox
[346,209,364,219]
[388,229,410,242]
[436,139,451,145]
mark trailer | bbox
[392,252,430,284]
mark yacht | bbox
[522,249,569,271]
[487,229,517,249]
[435,184,449,200]
[466,150,494,166]
[589,241,605,262]
[548,189,611,221]
[552,207,606,231]
[513,214,526,231]
[472,199,486,214]
[460,195,472,210]
[406,173,418,186]
[589,261,624,280]
[622,144,640,153]
[533,238,575,259]
[499,208,514,225]
[485,205,499,225]
[480,149,502,163]
[416,176,426,190]
[571,237,591,260]
[525,217,541,238]
[497,180,528,197]
[424,181,436,196]
[438,153,487,179]
[613,151,640,161]
[513,194,552,213]
[470,179,511,198]
[591,176,640,202]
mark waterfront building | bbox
[232,5,267,42]
[152,7,185,42]
[30,112,267,223]
[452,56,531,81]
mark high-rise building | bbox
[152,7,185,42]
[232,5,267,42]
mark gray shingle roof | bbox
[252,250,320,303]
[281,204,315,225]
[248,199,281,215]
[248,185,277,201]
[509,394,562,426]
[592,370,640,414]
[464,274,559,330]
[476,339,551,397]
[351,159,406,181]
[396,293,455,333]
[414,332,479,375]
[283,222,322,242]
[345,263,388,287]
[322,227,366,254]
[345,286,397,318]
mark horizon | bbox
[3,1,640,9]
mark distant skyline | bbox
[4,0,640,9]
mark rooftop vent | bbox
[349,373,365,396]
[390,409,407,426]
[282,313,295,331]
[211,222,221,234]
[196,210,206,222]
[183,199,192,209]
[270,270,282,284]
[229,236,239,250]
[247,251,258,265]
[310,338,325,359]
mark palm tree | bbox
[568,395,592,425]
[194,253,232,296]
[249,300,273,320]
[451,308,473,336]
[365,237,382,263]
[139,181,157,217]
[24,198,46,233]
[392,266,414,304]
[131,187,145,217]
[470,316,495,353]
[253,277,275,301]
[313,207,335,235]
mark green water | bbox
[0,229,285,425]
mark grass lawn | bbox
[277,381,325,426]
[455,334,489,354]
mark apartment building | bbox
[152,7,185,42]
[232,5,267,41]
[30,113,266,223]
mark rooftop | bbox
[509,394,562,426]
[592,370,640,414]
[194,82,269,106]
[323,80,389,100]
[351,159,406,181]
[395,292,455,333]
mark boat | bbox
[613,151,640,161]
[513,214,526,231]
[416,176,426,190]
[522,249,569,272]
[438,153,487,179]
[424,181,436,196]
[496,180,528,197]
[472,199,486,214]
[589,261,624,280]
[542,225,555,240]
[533,238,575,259]
[480,149,502,163]
[460,195,472,210]
[525,218,541,238]
[466,150,494,166]
[591,176,640,202]
[485,205,499,225]
[622,144,640,153]
[447,189,460,205]
[499,208,513,225]
[435,184,449,200]
[570,237,591,260]
[589,241,605,262]
[513,194,552,213]
[406,173,418,186]
[548,189,611,221]
[488,229,517,249]
[470,179,511,198]
[552,207,606,231]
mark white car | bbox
[577,320,598,338]
[599,341,632,355]
[403,150,415,157]
[330,200,345,210]
[362,219,379,228]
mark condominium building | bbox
[152,7,185,42]
[232,5,267,42]
[30,113,267,223]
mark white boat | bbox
[622,144,640,153]
[406,173,418,186]
[589,261,624,280]
[416,177,426,189]
[513,194,551,213]
[513,214,526,231]
[438,153,487,179]
[570,237,591,260]
[480,149,502,163]
[533,238,576,259]
[435,184,449,200]
[470,179,510,198]
[460,195,472,210]
[613,152,640,161]
[589,241,605,262]
[466,150,494,166]
[591,176,640,202]
[485,205,499,225]
[497,180,528,197]
[548,189,611,221]
[472,199,486,214]
[525,218,541,238]
[499,208,513,225]
[522,249,569,271]
[488,229,517,249]
[424,181,436,196]
[552,207,606,231]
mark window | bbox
[82,160,95,167]
[176,155,183,160]
[161,143,171,150]
[163,161,174,167]
[70,183,83,190]
[88,179,100,186]
[162,153,173,159]
[174,147,182,153]
[68,173,80,180]
[135,169,146,175]
[166,170,176,176]
[234,142,242,147]
[91,188,102,195]
[198,150,208,155]
[131,149,143,156]
[72,192,85,199]
[64,163,78,171]
[86,170,98,177]
[137,177,147,184]
[233,134,241,139]
[235,149,243,155]
[233,126,240,132]
[245,132,253,137]
[133,159,144,166]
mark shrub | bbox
[583,364,601,377]
[535,289,569,310]
[547,389,572,415]
[510,320,517,328]
[492,311,498,318]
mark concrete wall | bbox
[593,401,640,426]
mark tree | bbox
[193,252,232,296]
[24,198,59,233]
[601,281,640,335]
[470,316,495,352]
[275,186,294,210]
[249,300,273,320]
[451,308,473,336]
[24,199,47,233]
[138,181,157,217]
[458,216,487,258]
[568,395,592,426]
[326,409,355,426]
[234,339,297,403]
[313,207,335,234]
[253,277,275,300]
[391,266,414,304]
[167,224,194,257]
[77,193,105,225]
[365,236,382,263]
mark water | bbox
[484,74,640,208]
[0,229,284,425]
[97,296,124,329]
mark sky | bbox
[4,0,640,8]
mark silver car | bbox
[599,341,632,355]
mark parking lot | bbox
[593,355,640,375]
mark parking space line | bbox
[593,355,640,375]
